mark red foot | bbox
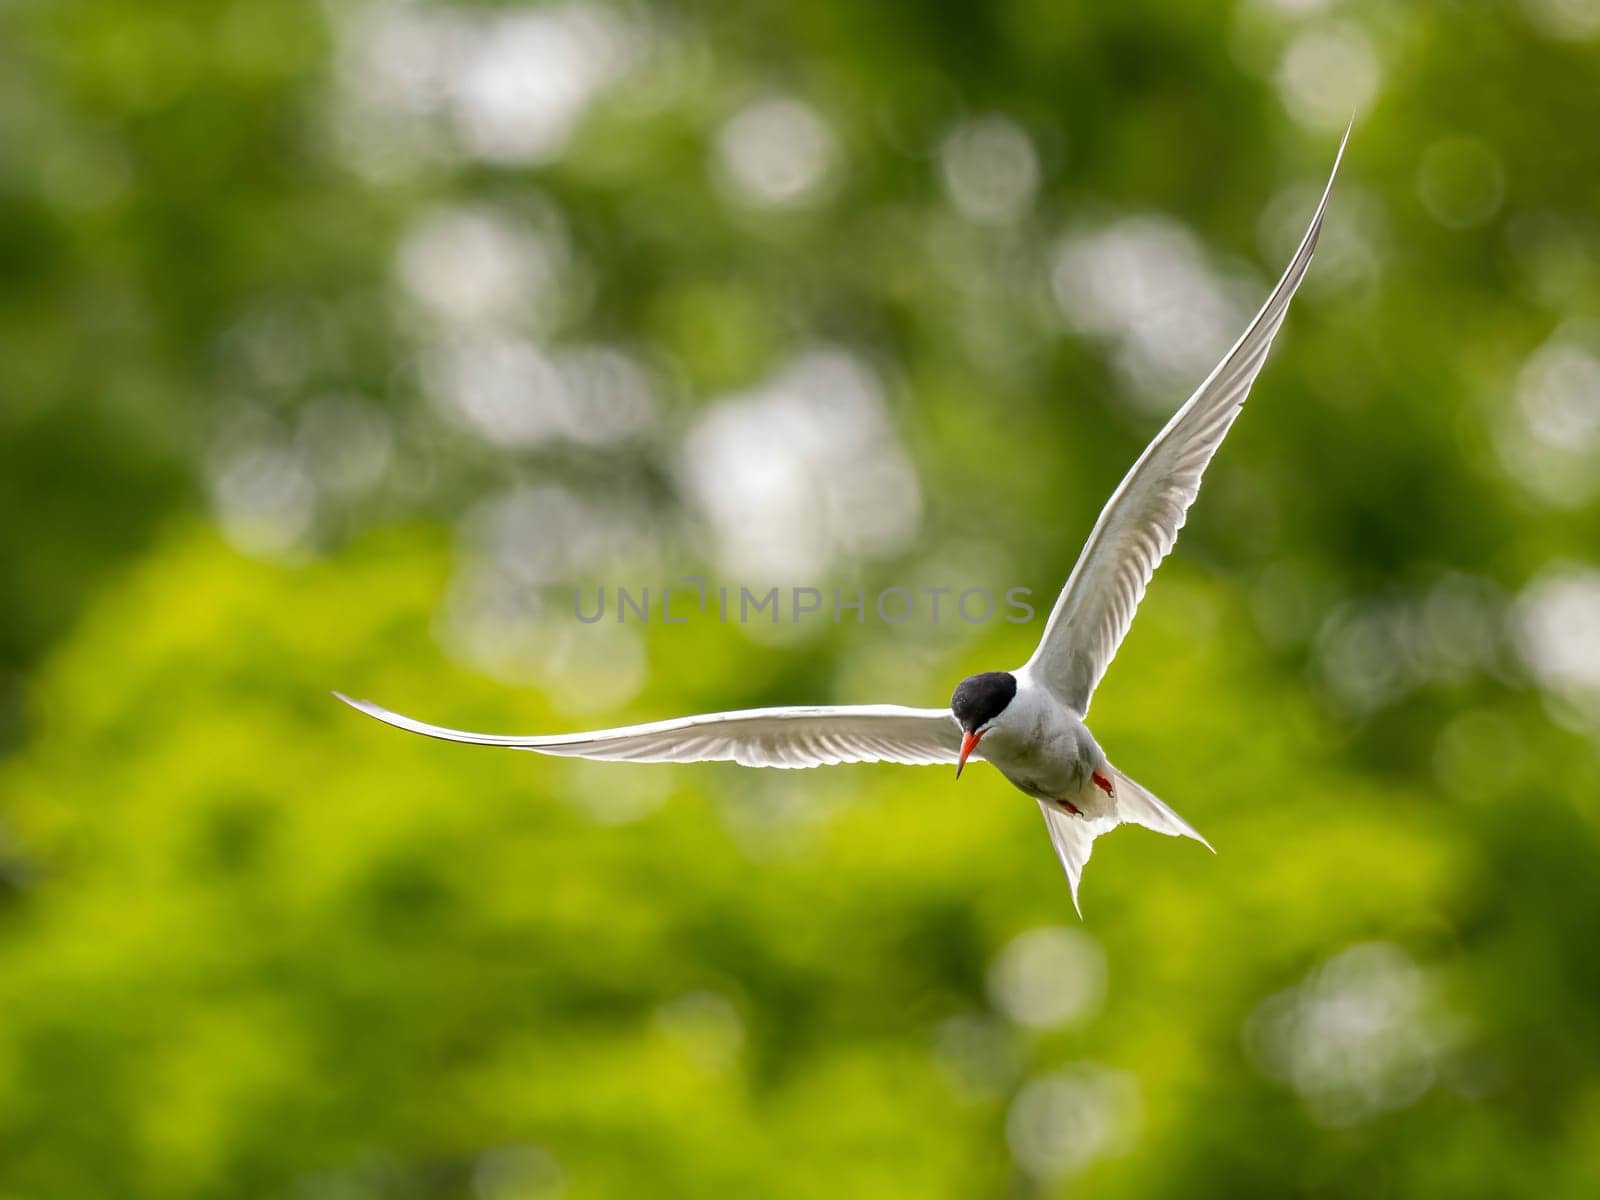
[1062,799,1081,815]
[1092,771,1114,797]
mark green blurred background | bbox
[5,0,1600,1195]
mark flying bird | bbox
[337,131,1348,913]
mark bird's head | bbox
[950,670,1017,779]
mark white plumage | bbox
[337,128,1349,912]
[333,697,961,769]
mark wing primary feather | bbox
[332,692,963,770]
[1022,126,1349,714]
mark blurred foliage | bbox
[4,0,1600,1196]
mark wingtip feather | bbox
[332,690,376,716]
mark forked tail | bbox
[1037,765,1213,916]
[1109,766,1214,852]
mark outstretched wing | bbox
[1023,127,1348,715]
[334,693,964,769]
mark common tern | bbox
[337,131,1348,913]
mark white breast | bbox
[977,681,1111,815]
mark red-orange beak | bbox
[956,729,982,779]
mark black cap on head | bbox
[950,671,1017,732]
